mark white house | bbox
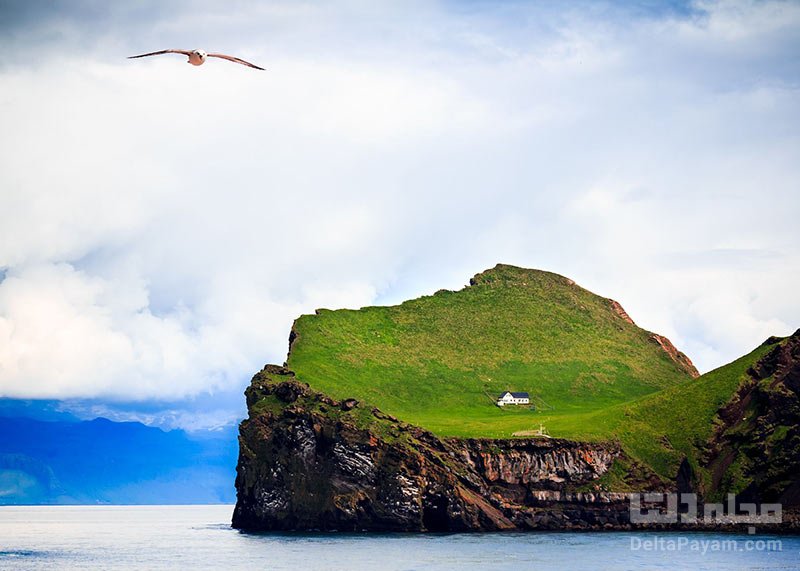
[496,391,530,406]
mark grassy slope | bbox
[287,265,695,443]
[561,342,776,483]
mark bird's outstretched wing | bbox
[207,53,265,70]
[128,49,192,59]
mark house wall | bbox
[497,395,530,406]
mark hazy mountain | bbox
[0,409,238,504]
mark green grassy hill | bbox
[595,333,799,495]
[561,341,778,484]
[287,264,698,440]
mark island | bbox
[233,265,799,532]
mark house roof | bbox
[498,391,529,399]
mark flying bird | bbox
[128,49,264,70]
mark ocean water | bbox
[0,505,798,570]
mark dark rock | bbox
[272,381,307,404]
[262,364,294,377]
[340,399,358,411]
[372,408,399,422]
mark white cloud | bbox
[0,0,798,407]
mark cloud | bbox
[0,1,798,419]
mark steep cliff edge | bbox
[233,366,648,531]
[234,344,800,532]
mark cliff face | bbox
[605,298,699,378]
[647,333,699,379]
[704,332,800,505]
[234,367,511,531]
[233,366,652,532]
[458,439,617,490]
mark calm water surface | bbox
[0,505,798,570]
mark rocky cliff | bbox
[234,336,800,533]
[233,366,661,532]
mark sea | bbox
[0,505,798,570]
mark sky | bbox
[0,0,798,430]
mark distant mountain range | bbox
[0,402,239,504]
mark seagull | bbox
[128,49,265,70]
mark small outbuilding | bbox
[496,391,530,406]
